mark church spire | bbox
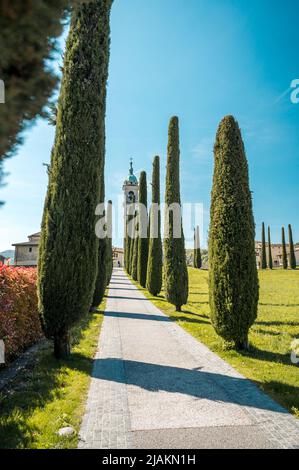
[129,157,134,176]
[125,158,138,185]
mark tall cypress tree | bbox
[92,169,107,309]
[146,156,162,296]
[209,115,259,350]
[125,214,132,273]
[106,200,113,284]
[131,225,139,281]
[288,224,296,269]
[38,1,113,358]
[163,116,188,311]
[268,226,273,270]
[0,1,67,190]
[261,222,267,269]
[128,215,136,275]
[137,171,149,287]
[282,227,288,269]
[194,225,202,268]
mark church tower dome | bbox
[124,158,138,185]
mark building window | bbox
[29,247,32,253]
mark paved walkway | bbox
[78,268,299,449]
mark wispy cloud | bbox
[191,136,214,163]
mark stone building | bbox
[255,241,299,268]
[113,247,124,267]
[13,232,41,267]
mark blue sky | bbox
[0,0,298,251]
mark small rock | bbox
[57,426,75,437]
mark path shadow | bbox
[256,321,299,327]
[107,296,150,301]
[108,287,136,291]
[109,282,132,286]
[105,311,171,322]
[254,329,281,337]
[238,345,294,366]
[181,309,209,319]
[259,303,299,308]
[91,357,288,413]
[170,315,209,325]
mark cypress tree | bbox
[38,1,113,358]
[268,226,273,270]
[106,200,113,284]
[146,156,162,296]
[163,116,188,311]
[288,224,296,269]
[282,227,288,269]
[0,1,67,188]
[128,216,136,275]
[194,225,202,268]
[92,169,107,309]
[131,226,139,281]
[209,115,259,350]
[124,215,131,273]
[137,171,149,287]
[261,222,267,269]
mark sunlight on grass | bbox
[0,300,105,449]
[134,268,299,418]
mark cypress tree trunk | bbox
[261,222,267,269]
[163,116,188,311]
[137,171,149,287]
[288,224,296,269]
[209,115,259,350]
[282,227,288,269]
[38,1,113,358]
[146,156,162,296]
[268,226,273,270]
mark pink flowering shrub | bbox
[0,265,43,365]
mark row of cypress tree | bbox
[38,0,114,358]
[125,114,259,348]
[124,117,189,311]
[260,223,296,269]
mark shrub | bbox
[0,266,43,364]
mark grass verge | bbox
[0,299,105,449]
[132,268,299,418]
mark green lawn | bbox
[0,302,105,449]
[135,268,299,418]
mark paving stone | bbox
[78,268,299,449]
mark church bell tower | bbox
[122,158,139,210]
